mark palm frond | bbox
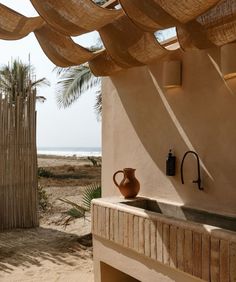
[88,37,104,52]
[66,207,85,218]
[36,95,46,103]
[57,199,87,228]
[82,183,101,210]
[94,91,102,119]
[93,0,108,5]
[53,66,76,76]
[55,65,100,108]
[31,77,50,88]
[58,198,88,213]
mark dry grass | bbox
[38,164,101,187]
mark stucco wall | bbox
[102,48,236,216]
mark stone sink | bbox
[120,197,236,232]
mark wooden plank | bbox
[128,214,134,249]
[230,242,236,282]
[105,208,110,240]
[211,237,220,282]
[138,217,144,254]
[133,216,139,252]
[177,227,185,271]
[202,234,210,281]
[220,240,229,282]
[144,219,151,257]
[156,221,163,262]
[113,209,119,243]
[118,211,124,245]
[193,232,202,278]
[97,206,102,236]
[163,224,170,265]
[184,229,193,275]
[101,207,106,238]
[150,220,156,260]
[170,225,177,268]
[123,212,129,248]
[109,208,114,241]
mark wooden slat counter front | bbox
[92,197,236,282]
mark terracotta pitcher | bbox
[113,168,140,198]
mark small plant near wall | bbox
[58,183,101,228]
[82,183,101,210]
[38,185,51,212]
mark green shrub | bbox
[38,185,50,212]
[38,167,54,178]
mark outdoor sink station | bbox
[122,198,236,232]
[92,197,236,282]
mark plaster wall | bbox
[102,48,236,216]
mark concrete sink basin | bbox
[121,198,236,232]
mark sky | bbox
[0,0,101,148]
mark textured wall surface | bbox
[102,48,236,216]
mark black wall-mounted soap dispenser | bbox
[166,150,176,176]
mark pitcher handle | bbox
[113,170,124,188]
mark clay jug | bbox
[113,168,140,198]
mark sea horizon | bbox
[37,146,101,157]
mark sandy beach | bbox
[0,155,101,282]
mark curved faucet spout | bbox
[180,150,204,191]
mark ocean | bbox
[37,147,101,157]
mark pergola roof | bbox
[0,0,235,76]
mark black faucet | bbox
[180,151,203,190]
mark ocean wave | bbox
[37,147,101,157]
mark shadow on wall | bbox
[109,49,236,215]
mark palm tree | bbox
[0,58,50,102]
[55,64,102,117]
[54,1,106,118]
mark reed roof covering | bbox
[0,0,235,76]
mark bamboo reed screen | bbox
[0,92,38,230]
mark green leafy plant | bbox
[82,183,101,210]
[58,183,101,227]
[38,167,54,178]
[59,198,87,214]
[54,38,104,119]
[38,185,50,212]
